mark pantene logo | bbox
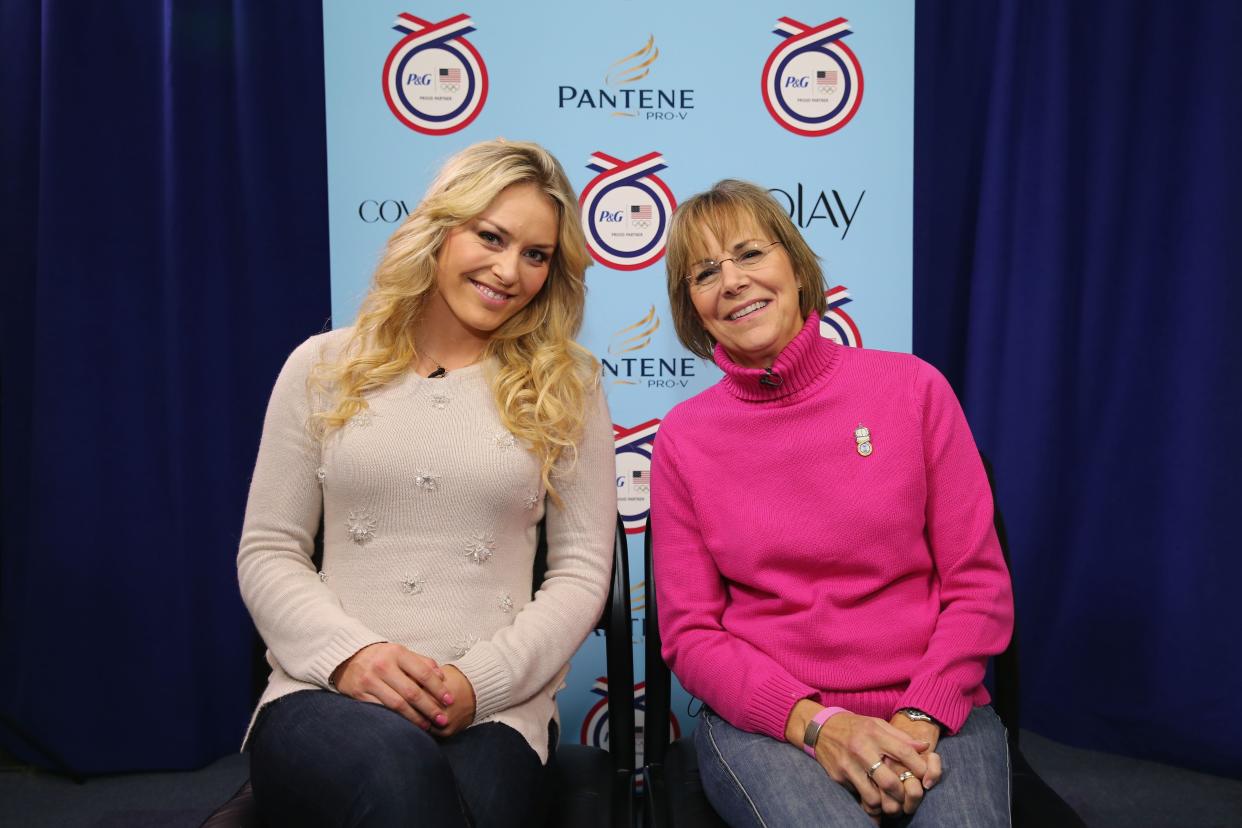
[601,307,696,389]
[606,36,658,88]
[558,36,695,121]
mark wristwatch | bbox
[896,707,940,727]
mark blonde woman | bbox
[237,140,616,827]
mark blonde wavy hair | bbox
[309,139,597,503]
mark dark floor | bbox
[1,730,1240,827]
[0,750,247,828]
[1018,731,1242,827]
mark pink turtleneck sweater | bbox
[650,315,1013,739]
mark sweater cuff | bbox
[451,644,513,723]
[896,675,974,734]
[738,672,819,741]
[307,625,387,690]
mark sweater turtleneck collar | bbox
[714,313,841,402]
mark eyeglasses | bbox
[684,241,782,291]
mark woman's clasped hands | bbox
[329,642,477,736]
[880,713,944,819]
[786,701,943,822]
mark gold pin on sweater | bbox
[855,424,873,457]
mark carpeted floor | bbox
[1,730,1239,827]
[1019,730,1242,827]
[0,751,248,828]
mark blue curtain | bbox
[0,2,331,773]
[915,0,1241,777]
[4,0,1238,777]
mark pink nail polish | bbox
[435,713,448,726]
[443,693,454,705]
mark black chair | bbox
[640,518,726,828]
[641,458,1084,827]
[203,513,635,828]
[978,457,1083,828]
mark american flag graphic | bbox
[816,70,839,87]
[632,469,651,483]
[439,67,462,84]
[630,204,653,220]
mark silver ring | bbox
[866,759,884,778]
[898,771,915,783]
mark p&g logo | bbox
[382,12,488,135]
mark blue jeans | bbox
[695,705,1010,828]
[248,690,549,827]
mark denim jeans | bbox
[695,705,1010,828]
[248,690,549,828]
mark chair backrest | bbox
[533,512,634,766]
[979,454,1021,748]
[596,514,636,773]
[642,517,672,767]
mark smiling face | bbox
[687,225,805,369]
[424,182,559,343]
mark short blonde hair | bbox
[310,139,597,503]
[665,180,827,359]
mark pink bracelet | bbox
[802,706,849,757]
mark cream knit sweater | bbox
[237,328,616,762]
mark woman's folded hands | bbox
[785,700,942,820]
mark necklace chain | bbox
[417,343,485,377]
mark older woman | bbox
[237,140,615,827]
[650,180,1014,826]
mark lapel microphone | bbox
[759,367,783,388]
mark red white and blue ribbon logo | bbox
[614,419,660,534]
[762,17,863,137]
[383,13,488,135]
[819,285,862,347]
[579,152,677,271]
